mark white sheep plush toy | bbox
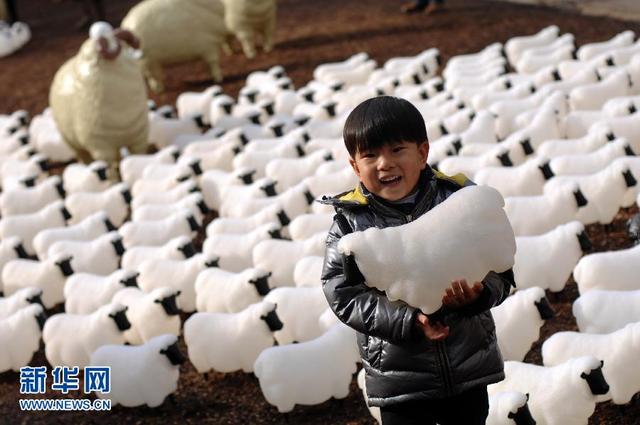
[112,287,181,345]
[90,334,185,407]
[0,304,46,373]
[254,322,360,413]
[513,221,591,292]
[195,267,270,313]
[184,300,282,374]
[491,286,554,361]
[0,287,43,319]
[43,302,131,367]
[488,356,609,425]
[338,185,515,314]
[573,289,640,334]
[487,391,538,425]
[573,243,640,294]
[542,322,640,405]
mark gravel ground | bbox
[1,0,639,423]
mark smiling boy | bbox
[321,96,515,425]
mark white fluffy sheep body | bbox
[253,323,360,413]
[33,211,113,260]
[0,236,28,293]
[293,255,324,288]
[47,231,123,275]
[137,254,217,312]
[184,301,279,373]
[549,138,632,176]
[120,236,195,271]
[43,302,129,367]
[0,304,45,372]
[64,269,139,315]
[264,286,328,345]
[573,289,640,334]
[112,287,181,345]
[62,161,111,194]
[132,192,207,223]
[120,146,179,187]
[514,221,588,292]
[0,287,42,319]
[0,175,64,216]
[0,200,68,255]
[542,323,639,404]
[195,267,269,313]
[338,185,515,314]
[573,243,640,294]
[491,287,551,361]
[488,356,608,425]
[2,254,73,308]
[119,209,198,248]
[65,183,130,227]
[90,334,182,407]
[252,231,327,287]
[474,157,552,198]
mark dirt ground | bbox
[1,0,640,423]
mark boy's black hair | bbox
[343,96,428,158]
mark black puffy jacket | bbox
[320,167,514,407]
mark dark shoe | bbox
[401,2,426,13]
[425,2,444,14]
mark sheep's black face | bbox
[95,167,108,181]
[624,144,636,156]
[190,160,203,176]
[534,297,555,320]
[20,175,36,187]
[205,258,219,268]
[520,138,534,156]
[302,90,314,103]
[507,400,536,425]
[270,124,284,138]
[261,181,277,197]
[262,102,275,116]
[573,189,588,208]
[109,308,132,331]
[261,308,283,332]
[61,207,72,221]
[324,102,337,118]
[539,162,555,180]
[55,180,66,198]
[104,218,117,232]
[221,102,233,115]
[497,151,512,167]
[268,228,284,240]
[622,169,637,188]
[295,144,305,157]
[294,116,311,127]
[35,310,48,331]
[580,362,610,395]
[197,200,210,215]
[439,123,449,136]
[38,158,49,172]
[248,113,261,126]
[245,90,258,104]
[171,149,180,162]
[111,238,126,256]
[193,114,205,129]
[277,210,290,227]
[187,215,200,232]
[55,257,74,277]
[178,242,196,259]
[13,242,29,259]
[156,293,180,316]
[176,174,191,183]
[121,189,132,204]
[238,169,255,184]
[27,291,44,307]
[120,272,139,287]
[577,230,592,253]
[304,190,315,206]
[452,138,462,154]
[249,272,272,297]
[160,341,185,366]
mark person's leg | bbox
[380,399,438,425]
[435,386,490,425]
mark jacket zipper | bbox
[437,340,454,396]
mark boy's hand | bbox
[442,279,484,309]
[415,313,449,341]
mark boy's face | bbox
[349,141,429,201]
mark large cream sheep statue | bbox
[121,0,231,93]
[49,22,149,170]
[221,0,277,59]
